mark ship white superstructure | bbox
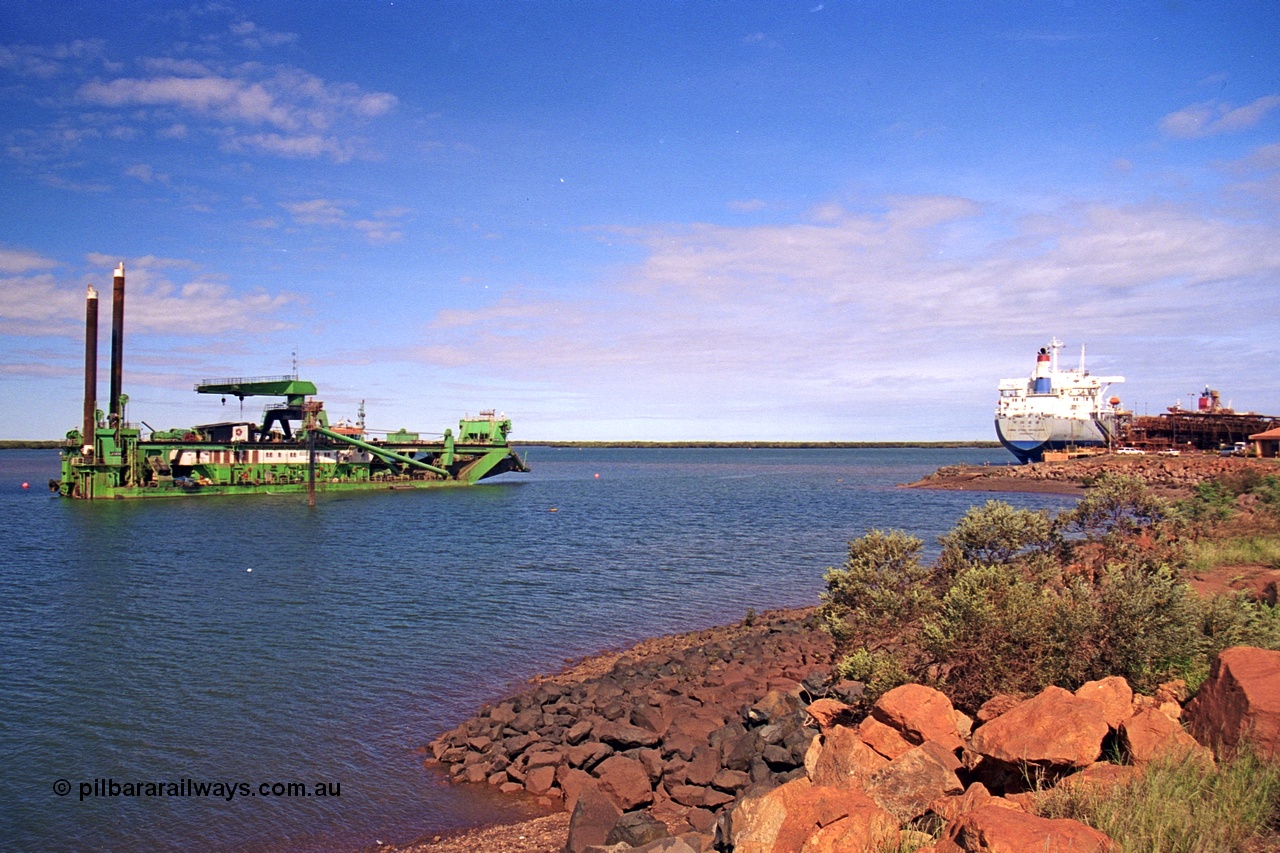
[995,339,1124,463]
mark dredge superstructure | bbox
[53,264,527,499]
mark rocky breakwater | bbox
[908,454,1280,496]
[721,651,1270,853]
[430,642,1280,851]
[426,609,839,851]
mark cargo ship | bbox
[52,264,528,499]
[994,339,1124,463]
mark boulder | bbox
[1186,645,1280,760]
[865,741,964,822]
[748,689,804,725]
[566,783,624,853]
[1120,708,1214,768]
[1054,762,1139,796]
[1074,677,1134,730]
[968,686,1108,772]
[796,808,900,852]
[597,720,663,750]
[524,764,557,795]
[728,777,896,853]
[926,782,1024,822]
[807,724,888,788]
[935,803,1115,852]
[594,755,654,810]
[872,684,967,750]
[605,810,670,848]
[975,694,1023,723]
[557,765,596,812]
[805,698,855,731]
[858,715,915,760]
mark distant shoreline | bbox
[3,439,1000,450]
[512,440,1001,449]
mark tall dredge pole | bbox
[108,262,125,426]
[81,285,98,458]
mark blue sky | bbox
[2,1,1278,441]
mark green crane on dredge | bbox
[52,263,528,500]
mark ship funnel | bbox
[82,286,99,454]
[1033,346,1053,394]
[108,262,125,425]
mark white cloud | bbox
[0,248,58,274]
[407,195,1280,428]
[280,198,408,243]
[75,62,397,162]
[0,254,297,337]
[1160,94,1280,139]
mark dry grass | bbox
[1038,749,1280,853]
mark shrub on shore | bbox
[821,473,1280,711]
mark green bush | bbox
[937,500,1057,577]
[833,647,911,699]
[1092,560,1205,693]
[820,529,936,650]
[1064,473,1171,541]
[820,474,1280,711]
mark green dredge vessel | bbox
[52,264,528,500]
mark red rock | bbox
[935,803,1115,852]
[596,720,662,749]
[524,764,557,795]
[556,765,595,812]
[633,703,673,736]
[1154,678,1189,705]
[712,768,751,791]
[1186,646,1280,760]
[865,741,964,822]
[565,783,622,853]
[1074,677,1134,730]
[806,698,855,730]
[796,807,899,852]
[872,684,966,750]
[568,741,612,769]
[668,783,713,808]
[926,781,1024,822]
[968,686,1108,771]
[729,777,896,853]
[858,715,915,760]
[525,749,563,769]
[1120,708,1214,768]
[593,754,654,810]
[683,747,721,786]
[1055,763,1139,796]
[808,723,888,788]
[975,694,1023,723]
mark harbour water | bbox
[0,447,1074,851]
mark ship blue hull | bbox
[994,414,1116,464]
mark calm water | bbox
[0,447,1072,851]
